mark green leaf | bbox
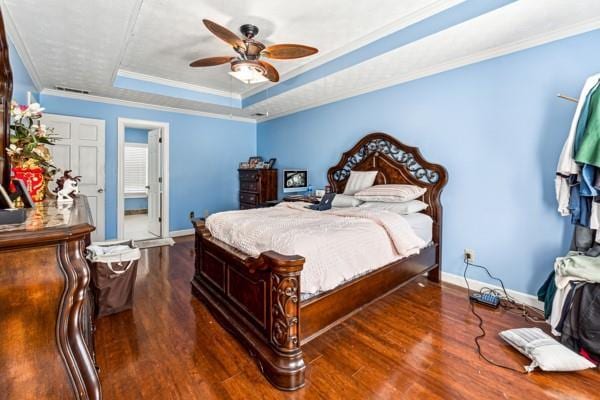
[37,137,53,145]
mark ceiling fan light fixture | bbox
[228,60,268,84]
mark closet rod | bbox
[557,93,578,103]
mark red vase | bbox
[11,166,47,202]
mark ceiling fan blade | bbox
[202,19,246,51]
[258,61,279,82]
[189,56,234,67]
[262,44,318,60]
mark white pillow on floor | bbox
[499,328,595,372]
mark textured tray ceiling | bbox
[4,0,600,121]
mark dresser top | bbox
[238,168,278,171]
[0,196,94,248]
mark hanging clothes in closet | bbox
[556,73,600,241]
[547,72,600,364]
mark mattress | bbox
[205,202,432,296]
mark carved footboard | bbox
[191,219,306,391]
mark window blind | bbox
[124,144,148,194]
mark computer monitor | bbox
[282,169,308,193]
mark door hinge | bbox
[159,137,163,143]
[158,177,162,183]
[158,217,162,223]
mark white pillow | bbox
[343,171,378,195]
[359,200,428,215]
[332,194,363,208]
[499,328,595,372]
[355,184,426,203]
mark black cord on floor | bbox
[463,259,543,374]
[464,260,545,323]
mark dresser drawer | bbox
[240,192,258,205]
[240,181,259,193]
[240,202,255,210]
[239,170,259,182]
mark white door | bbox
[42,114,106,241]
[147,128,161,237]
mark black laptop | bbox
[306,193,336,211]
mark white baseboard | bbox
[169,228,194,238]
[441,272,544,311]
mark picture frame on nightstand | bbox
[248,156,262,169]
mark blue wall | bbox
[40,94,256,238]
[124,127,148,144]
[8,40,37,105]
[258,30,600,295]
[125,197,148,211]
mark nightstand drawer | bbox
[239,192,258,205]
[240,181,258,193]
[239,170,259,182]
[240,202,255,210]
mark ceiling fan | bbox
[189,19,318,84]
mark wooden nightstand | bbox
[238,169,278,209]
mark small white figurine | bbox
[54,170,81,203]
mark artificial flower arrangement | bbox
[6,101,58,201]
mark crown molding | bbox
[1,1,43,91]
[40,88,256,123]
[240,0,464,99]
[117,69,243,100]
[109,0,144,84]
[257,18,600,123]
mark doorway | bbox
[117,118,169,240]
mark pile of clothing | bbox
[556,73,600,234]
[538,251,600,365]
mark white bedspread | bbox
[205,202,426,295]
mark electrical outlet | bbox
[464,248,475,263]
[189,211,195,220]
[203,209,209,218]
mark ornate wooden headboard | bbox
[327,132,448,245]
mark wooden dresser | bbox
[0,197,101,399]
[238,169,278,209]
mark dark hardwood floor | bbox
[95,237,599,399]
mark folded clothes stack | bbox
[538,251,600,365]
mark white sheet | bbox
[402,213,433,243]
[205,202,428,295]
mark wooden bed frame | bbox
[191,132,447,390]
